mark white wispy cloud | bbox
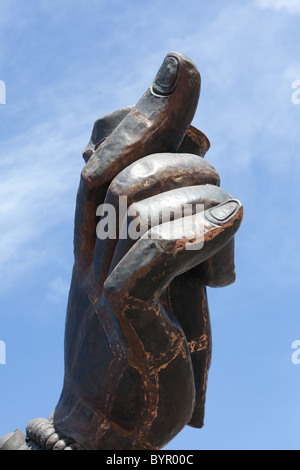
[256,0,300,13]
[0,124,81,291]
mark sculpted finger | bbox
[82,106,134,163]
[83,107,210,163]
[106,153,219,207]
[87,112,210,159]
[109,184,230,274]
[104,199,243,303]
[82,52,201,189]
[94,154,220,287]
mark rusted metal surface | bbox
[0,52,243,450]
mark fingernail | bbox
[205,200,242,225]
[82,149,94,163]
[151,56,179,96]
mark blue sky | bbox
[0,0,300,450]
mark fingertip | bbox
[205,199,243,226]
[150,51,201,99]
[82,148,93,163]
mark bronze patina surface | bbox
[0,52,243,450]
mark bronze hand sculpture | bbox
[0,52,243,450]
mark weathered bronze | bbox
[0,52,243,450]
